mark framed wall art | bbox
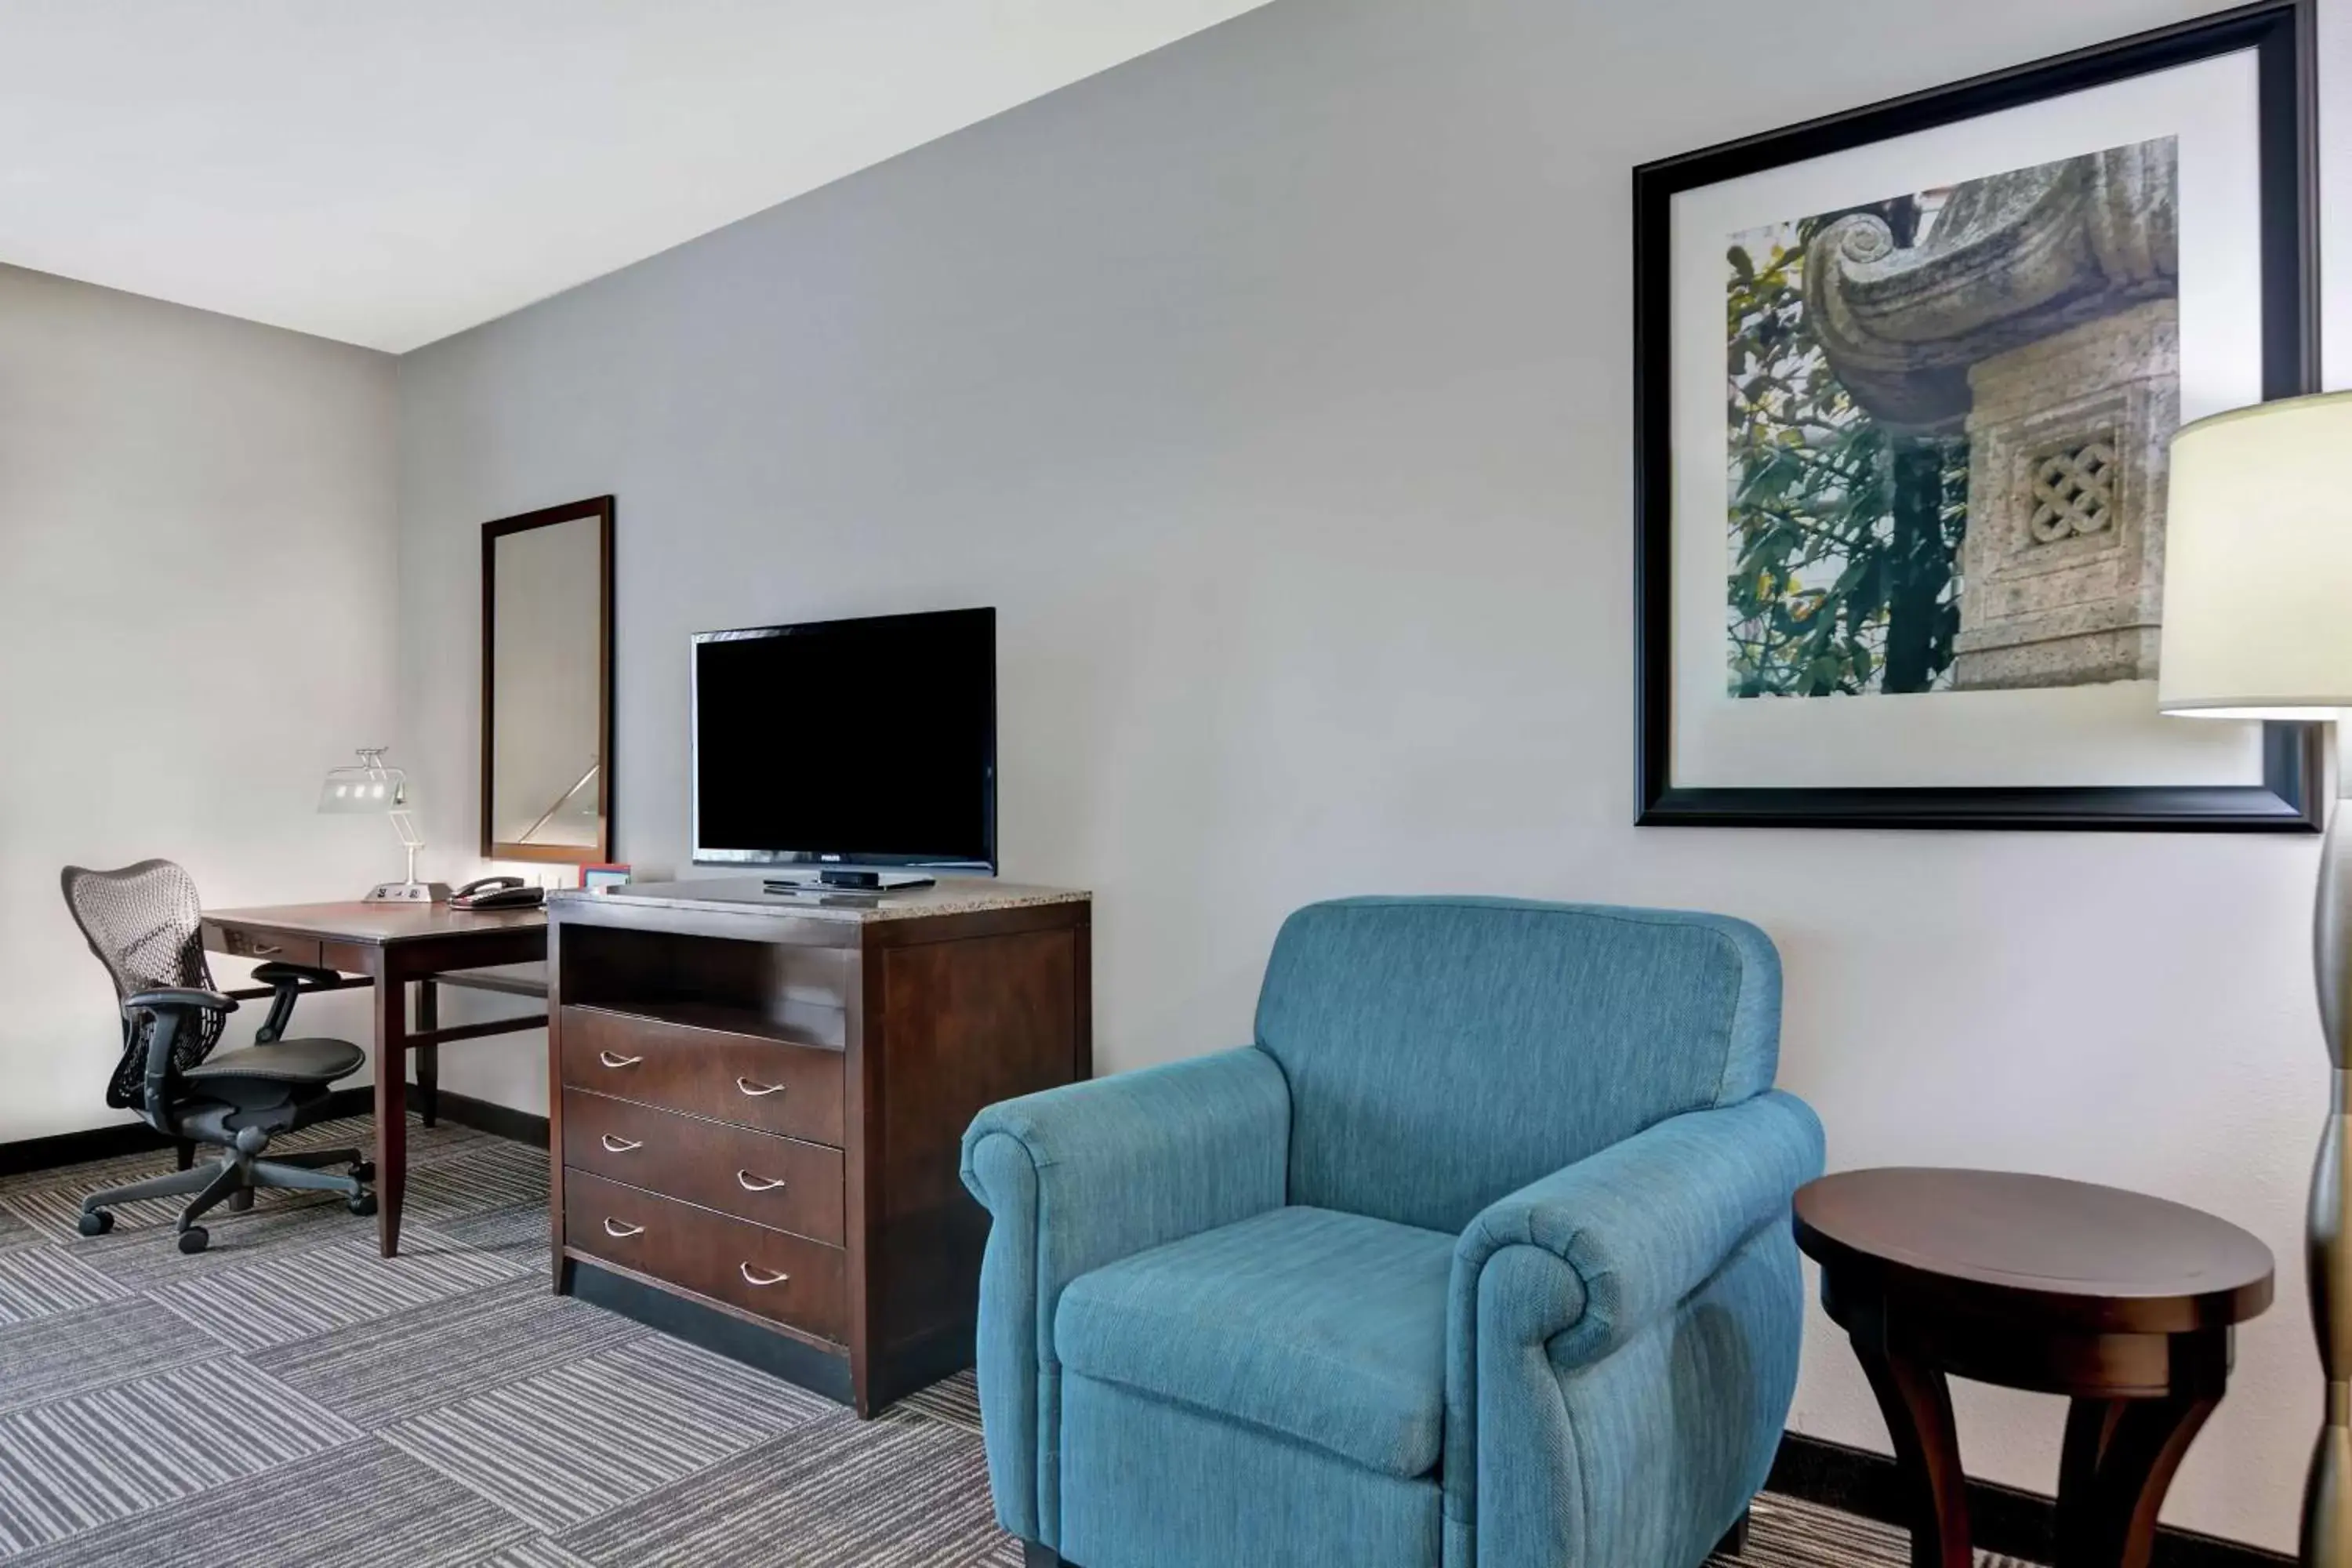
[1633,0,2320,829]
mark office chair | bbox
[60,860,376,1254]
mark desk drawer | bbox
[564,1169,847,1344]
[559,1006,844,1145]
[562,1089,844,1246]
[205,924,324,969]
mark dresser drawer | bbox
[205,924,325,969]
[558,1005,844,1145]
[562,1089,844,1246]
[564,1169,848,1343]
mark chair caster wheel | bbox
[78,1210,114,1236]
[350,1162,376,1184]
[349,1193,377,1218]
[177,1227,209,1254]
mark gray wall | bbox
[1,265,398,1140]
[396,0,2346,1548]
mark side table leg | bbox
[2053,1394,2216,1568]
[1853,1339,1972,1568]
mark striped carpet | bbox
[0,1116,2032,1566]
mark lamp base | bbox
[365,880,451,905]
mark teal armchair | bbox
[960,898,1825,1568]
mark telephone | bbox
[449,876,545,912]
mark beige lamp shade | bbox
[2159,390,2352,718]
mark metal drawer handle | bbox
[740,1262,790,1287]
[736,1077,784,1098]
[602,1218,645,1239]
[252,943,282,956]
[601,1134,644,1153]
[599,1051,644,1069]
[736,1171,786,1192]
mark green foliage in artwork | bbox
[1726,209,1969,697]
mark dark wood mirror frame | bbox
[481,496,615,866]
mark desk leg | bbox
[1853,1339,1972,1568]
[416,980,438,1129]
[372,971,408,1258]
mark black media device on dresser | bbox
[547,877,1090,1416]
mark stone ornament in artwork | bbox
[2029,438,2118,544]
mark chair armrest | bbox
[959,1046,1291,1545]
[125,987,237,1015]
[1454,1090,1824,1369]
[125,989,238,1129]
[249,962,339,989]
[249,963,340,1044]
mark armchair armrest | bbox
[1444,1091,1824,1563]
[960,1046,1291,1546]
[1454,1090,1824,1367]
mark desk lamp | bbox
[318,747,448,904]
[2158,389,2352,1566]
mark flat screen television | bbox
[691,607,996,875]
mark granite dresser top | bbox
[548,876,1088,925]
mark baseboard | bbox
[428,1090,549,1148]
[1769,1432,2292,1568]
[0,1087,376,1178]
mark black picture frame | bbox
[1633,0,2321,832]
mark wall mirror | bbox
[482,496,613,864]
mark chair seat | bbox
[184,1038,365,1086]
[1054,1205,1455,1479]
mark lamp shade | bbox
[2160,390,2352,717]
[318,748,409,815]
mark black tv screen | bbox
[691,607,996,870]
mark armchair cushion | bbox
[1056,1205,1455,1478]
[1255,898,1782,1234]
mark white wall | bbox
[0,265,399,1141]
[395,0,2347,1549]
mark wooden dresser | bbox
[546,877,1090,1414]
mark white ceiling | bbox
[0,1,1270,352]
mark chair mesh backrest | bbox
[60,860,223,1109]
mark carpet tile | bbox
[383,1332,831,1532]
[0,1247,125,1327]
[554,1411,1018,1568]
[254,1274,647,1429]
[3,1440,529,1568]
[0,1359,356,1555]
[0,1297,225,1414]
[149,1227,524,1352]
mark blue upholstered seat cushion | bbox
[1053,1205,1455,1479]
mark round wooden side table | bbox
[1793,1168,2274,1568]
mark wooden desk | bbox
[201,902,549,1257]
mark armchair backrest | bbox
[1252,897,1781,1234]
[60,859,224,1110]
